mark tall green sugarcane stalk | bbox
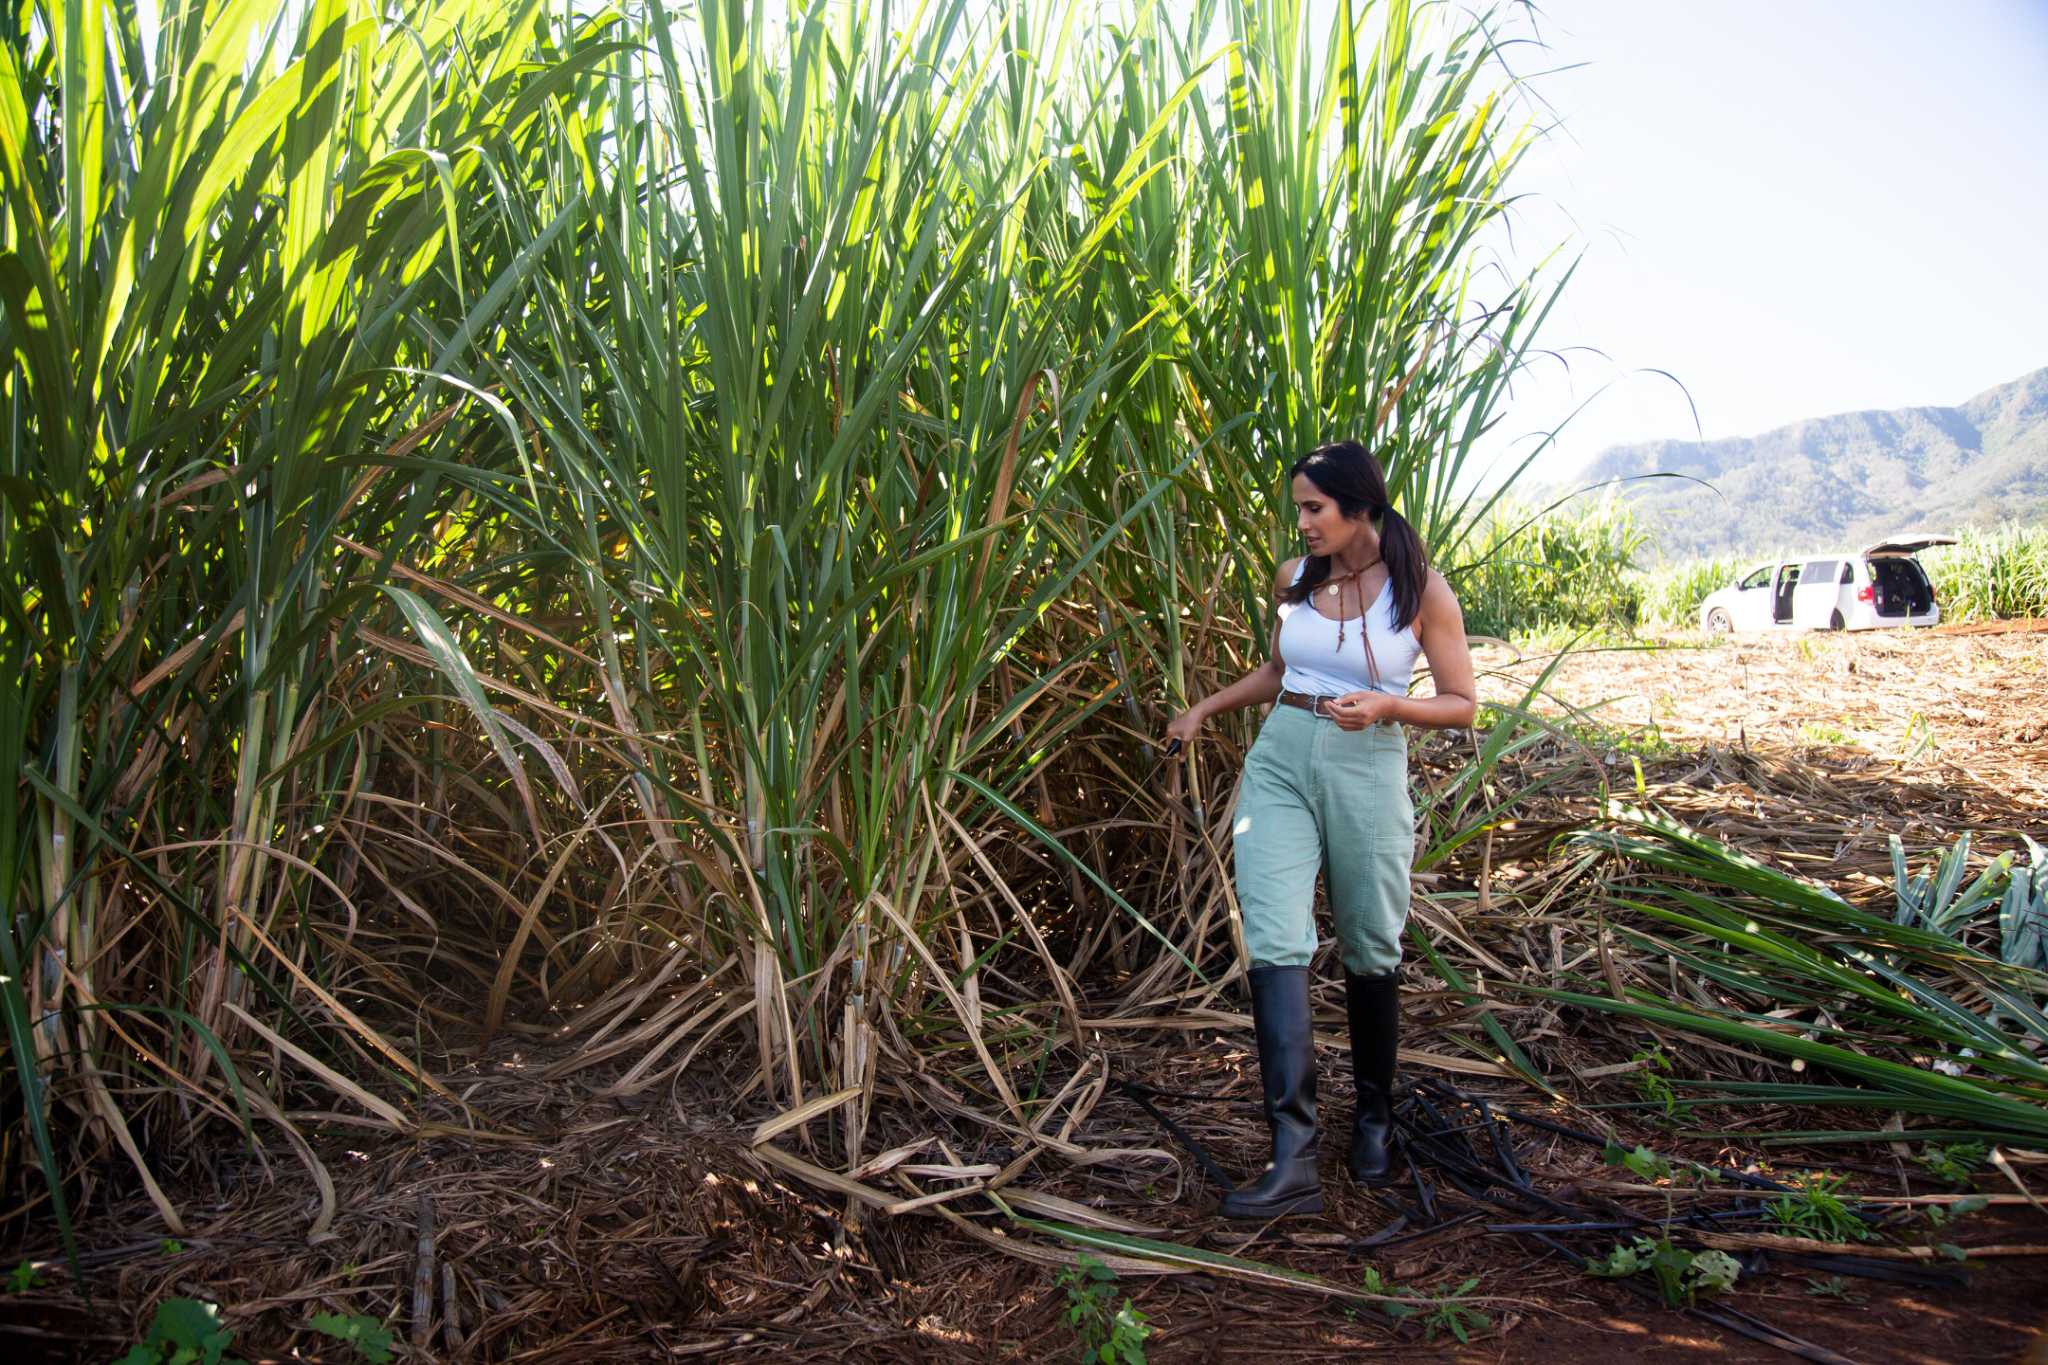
[2,0,1571,1229]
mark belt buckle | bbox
[1311,695,1334,719]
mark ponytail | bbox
[1378,505,1428,633]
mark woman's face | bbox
[1292,472,1368,558]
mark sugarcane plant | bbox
[0,0,636,1243]
[1888,831,2048,975]
[1999,837,2048,973]
[1889,832,2011,940]
[2,0,1573,1239]
[1532,806,2048,1146]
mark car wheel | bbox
[1706,608,1731,633]
[1829,609,1845,631]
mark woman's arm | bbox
[1163,557,1297,744]
[1328,570,1477,732]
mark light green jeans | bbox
[1231,704,1415,975]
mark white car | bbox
[1697,534,1953,633]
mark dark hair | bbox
[1279,441,1428,632]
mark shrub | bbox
[1921,523,2048,622]
[1453,497,1649,639]
[1637,554,1748,630]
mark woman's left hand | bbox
[1328,690,1396,730]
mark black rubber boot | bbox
[1345,969,1401,1185]
[1218,965,1323,1219]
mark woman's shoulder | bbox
[1417,566,1465,624]
[1273,555,1305,594]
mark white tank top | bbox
[1277,558,1424,698]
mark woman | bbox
[1165,440,1476,1218]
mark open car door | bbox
[1770,563,1801,625]
[1791,558,1844,628]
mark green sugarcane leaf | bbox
[376,585,536,830]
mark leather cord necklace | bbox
[1322,555,1382,655]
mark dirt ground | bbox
[4,622,2046,1363]
[1487,623,2047,837]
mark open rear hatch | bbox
[1862,531,1957,557]
[1869,556,1936,616]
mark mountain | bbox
[1569,366,2048,562]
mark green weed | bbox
[1766,1173,1873,1243]
[1605,1142,1674,1183]
[1588,1141,1741,1307]
[1803,1275,1866,1303]
[1917,1141,1987,1187]
[1922,1194,1989,1230]
[114,1298,245,1365]
[307,1312,395,1364]
[8,1260,40,1293]
[1632,1048,1686,1120]
[1585,1237,1740,1308]
[1055,1255,1151,1364]
[1363,1268,1492,1344]
[1899,712,1939,765]
[1412,1278,1492,1344]
[1555,716,1679,760]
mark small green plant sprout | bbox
[1690,1250,1741,1297]
[1359,1268,1492,1343]
[1798,720,1848,746]
[1631,1048,1683,1119]
[307,1311,395,1364]
[1343,1268,1392,1317]
[8,1260,40,1293]
[159,1239,185,1257]
[1923,1194,1990,1231]
[1586,1238,1740,1308]
[1917,1141,1988,1187]
[114,1298,246,1365]
[1603,1141,1674,1183]
[1414,1277,1491,1344]
[1899,711,1937,765]
[1360,1265,1410,1322]
[1766,1172,1874,1244]
[1804,1275,1866,1304]
[1054,1254,1152,1364]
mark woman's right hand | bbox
[1164,706,1205,751]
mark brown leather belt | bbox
[1277,689,1343,718]
[1276,690,1403,729]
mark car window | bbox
[1838,562,1853,584]
[1738,566,1771,590]
[1801,559,1838,583]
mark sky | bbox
[1475,0,2048,489]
